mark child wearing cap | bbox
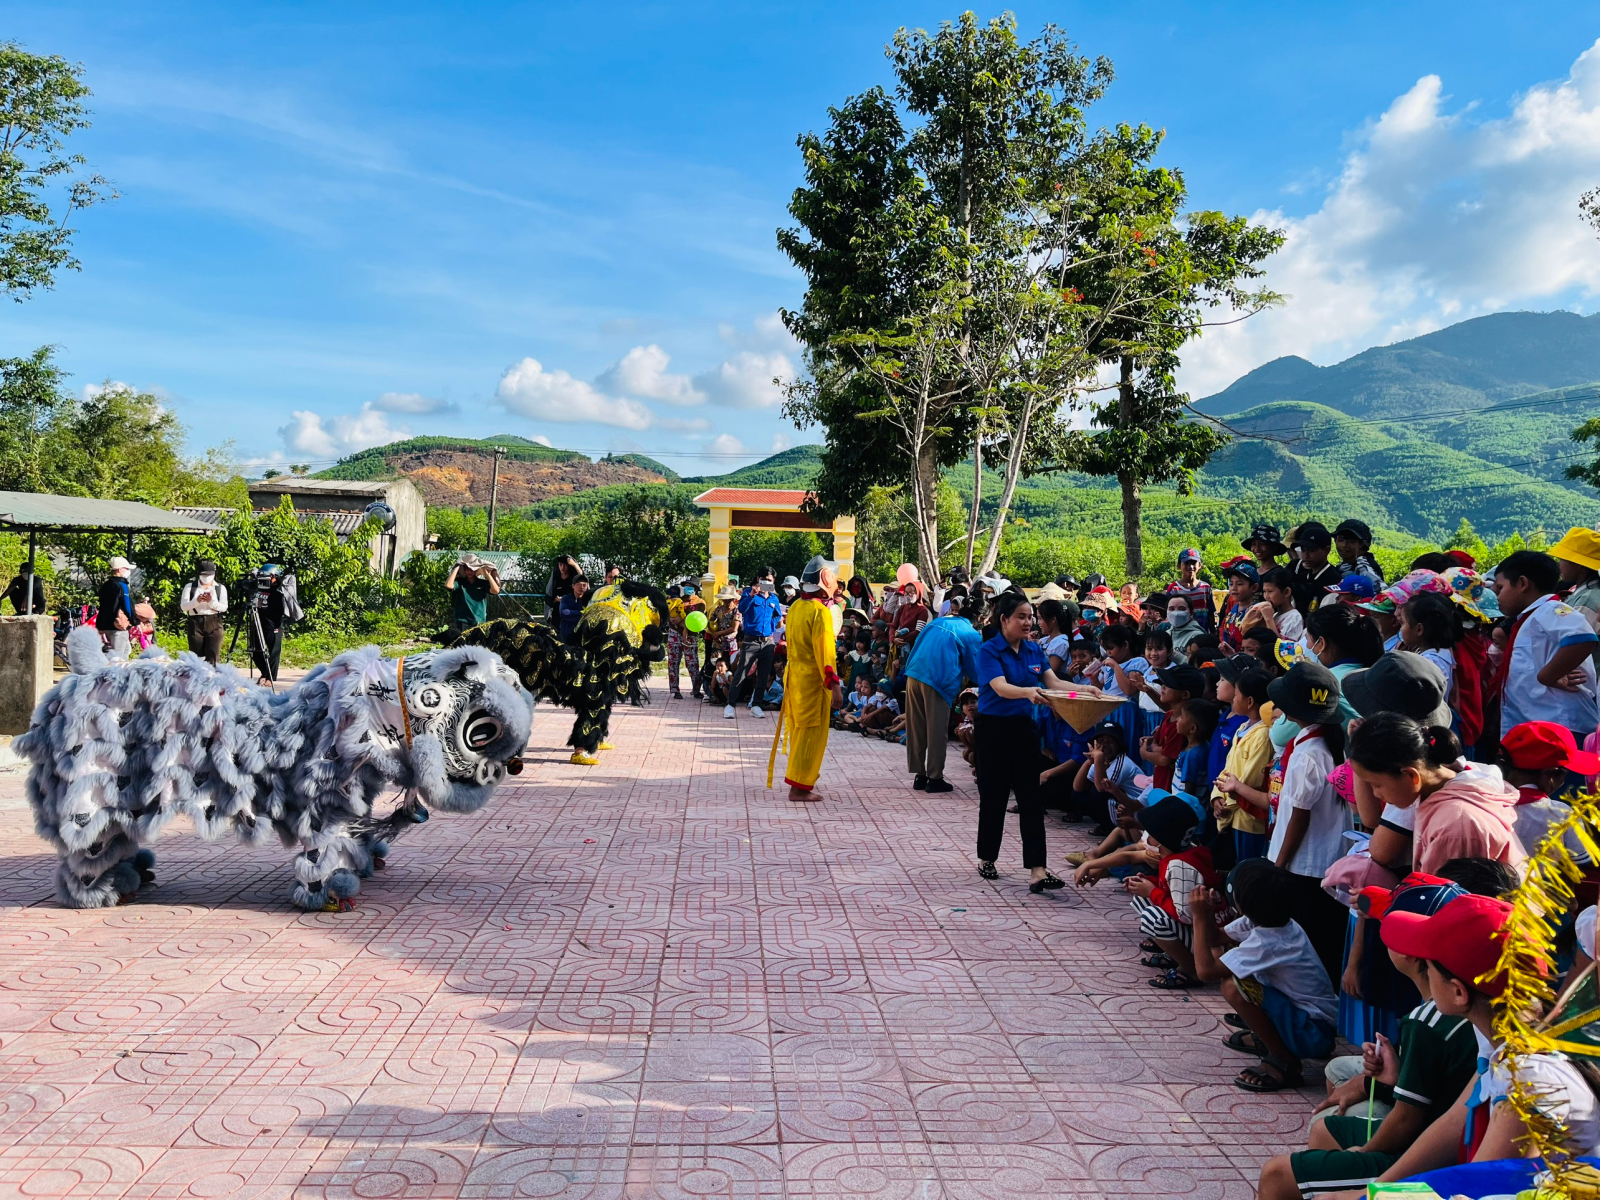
[1190,858,1339,1091]
[1217,561,1261,653]
[1257,873,1481,1199]
[1290,521,1344,615]
[1497,720,1598,863]
[1213,668,1276,866]
[1165,548,1216,634]
[1333,518,1386,586]
[1352,893,1600,1187]
[1066,721,1145,857]
[1347,712,1525,877]
[1122,794,1219,990]
[1244,523,1287,575]
[1266,662,1356,986]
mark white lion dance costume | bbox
[452,580,669,765]
[18,627,533,910]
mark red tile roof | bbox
[693,488,814,507]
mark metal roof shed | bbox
[0,492,218,616]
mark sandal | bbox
[1140,953,1177,970]
[1222,1029,1267,1057]
[978,860,999,881]
[1063,852,1089,867]
[1028,873,1066,894]
[1235,1056,1304,1092]
[1224,1013,1248,1030]
[1148,968,1201,990]
[1139,938,1159,954]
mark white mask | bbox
[199,573,215,584]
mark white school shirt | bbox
[1098,656,1150,700]
[1274,607,1305,641]
[1266,730,1350,879]
[1221,916,1339,1026]
[180,579,228,616]
[1482,1047,1600,1155]
[1502,594,1600,733]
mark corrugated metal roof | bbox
[175,506,372,536]
[250,478,405,495]
[693,488,814,508]
[0,492,219,533]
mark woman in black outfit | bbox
[974,590,1069,893]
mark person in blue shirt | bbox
[902,610,982,793]
[731,569,783,718]
[974,591,1071,893]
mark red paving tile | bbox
[0,682,1319,1196]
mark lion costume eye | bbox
[414,686,444,713]
[462,712,502,751]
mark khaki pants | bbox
[904,677,951,781]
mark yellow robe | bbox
[768,595,836,790]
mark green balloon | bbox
[685,610,708,633]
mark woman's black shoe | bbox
[1028,873,1066,893]
[978,860,999,880]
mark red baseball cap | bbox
[1380,894,1516,997]
[1501,721,1600,775]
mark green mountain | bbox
[313,434,585,481]
[602,452,680,481]
[683,446,823,489]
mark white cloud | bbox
[707,433,748,456]
[1182,40,1600,396]
[372,390,459,415]
[531,434,552,447]
[495,357,654,430]
[693,350,795,409]
[770,431,794,453]
[281,404,410,458]
[719,311,802,354]
[82,380,135,401]
[595,344,704,405]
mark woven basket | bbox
[1041,691,1126,733]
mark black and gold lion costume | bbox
[451,581,670,764]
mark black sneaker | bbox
[925,778,953,793]
[913,774,928,790]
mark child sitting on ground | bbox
[835,675,876,731]
[1256,873,1482,1199]
[953,688,978,767]
[1123,794,1220,990]
[1190,857,1340,1092]
[1067,721,1147,873]
[708,653,734,705]
[859,679,900,736]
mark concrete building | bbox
[180,477,425,575]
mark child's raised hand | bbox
[1188,884,1214,915]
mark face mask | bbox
[1084,610,1102,624]
[1168,610,1191,628]
[199,573,214,584]
[1269,712,1302,751]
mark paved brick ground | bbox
[0,682,1317,1198]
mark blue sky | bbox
[6,2,1600,475]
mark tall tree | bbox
[1053,127,1283,578]
[780,15,1112,580]
[0,42,114,300]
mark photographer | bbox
[95,556,136,657]
[179,559,228,665]
[446,552,501,638]
[245,564,302,684]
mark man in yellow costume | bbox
[769,555,843,802]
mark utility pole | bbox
[485,446,506,551]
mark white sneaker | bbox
[750,707,765,719]
[724,705,735,719]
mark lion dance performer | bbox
[768,555,843,802]
[454,579,670,765]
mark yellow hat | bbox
[1551,527,1600,572]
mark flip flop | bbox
[1140,953,1177,970]
[1148,968,1201,990]
[1224,1013,1248,1030]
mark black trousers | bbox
[732,637,775,706]
[249,623,283,681]
[1286,869,1352,991]
[186,614,223,666]
[975,714,1046,869]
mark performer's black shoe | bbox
[913,774,927,790]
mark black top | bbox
[3,573,45,615]
[95,578,132,631]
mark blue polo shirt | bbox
[904,615,982,705]
[739,588,782,638]
[975,633,1048,717]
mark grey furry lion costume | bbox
[17,627,533,910]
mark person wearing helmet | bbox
[768,555,843,802]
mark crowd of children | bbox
[848,523,1600,1195]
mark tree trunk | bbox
[977,394,1040,579]
[915,440,941,581]
[964,422,982,574]
[1118,355,1143,580]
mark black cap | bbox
[1085,718,1127,752]
[1214,653,1261,683]
[1342,651,1451,728]
[1138,794,1200,854]
[1267,661,1342,726]
[197,559,217,574]
[1292,521,1333,550]
[1334,519,1374,548]
[1153,665,1208,697]
[1243,523,1287,556]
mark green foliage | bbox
[729,531,829,586]
[602,452,679,481]
[682,446,822,488]
[0,42,115,300]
